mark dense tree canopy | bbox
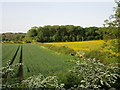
[2,33,26,41]
[24,25,103,42]
[2,25,118,42]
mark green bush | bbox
[56,72,82,89]
[2,58,119,89]
[1,63,21,89]
[84,50,119,65]
[70,58,120,89]
[22,73,64,89]
[84,39,120,66]
[84,50,103,60]
[43,45,76,56]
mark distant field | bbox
[2,44,75,80]
[44,40,104,51]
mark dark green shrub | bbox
[84,50,103,60]
[43,45,76,56]
[56,72,82,89]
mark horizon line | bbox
[1,25,105,33]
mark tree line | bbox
[1,25,118,42]
[23,25,103,42]
[2,33,26,41]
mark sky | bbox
[0,0,117,33]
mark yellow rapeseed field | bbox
[44,40,104,51]
[43,39,120,57]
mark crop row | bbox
[2,44,24,82]
[2,44,75,81]
[2,44,20,66]
[22,44,74,79]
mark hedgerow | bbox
[69,58,120,89]
[1,58,120,89]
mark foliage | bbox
[102,39,120,53]
[26,27,37,37]
[100,39,120,65]
[22,73,64,89]
[1,61,64,89]
[2,33,25,41]
[1,4,120,90]
[99,4,120,66]
[75,51,85,58]
[84,50,102,60]
[99,27,118,40]
[24,25,103,42]
[1,47,120,89]
[79,39,120,65]
[42,44,76,55]
[56,71,82,89]
[100,6,119,40]
[1,63,21,88]
[2,24,118,43]
[85,27,103,40]
[70,58,120,89]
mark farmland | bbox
[1,1,120,89]
[2,44,20,66]
[1,40,105,81]
[2,43,75,80]
[44,40,104,51]
[2,39,120,89]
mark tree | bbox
[101,7,119,40]
[27,28,37,37]
[23,25,103,42]
[35,31,44,42]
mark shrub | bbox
[56,72,82,89]
[22,73,64,89]
[100,39,120,65]
[24,41,31,43]
[1,63,21,89]
[84,50,103,60]
[42,44,76,56]
[70,58,120,89]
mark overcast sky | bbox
[0,0,117,33]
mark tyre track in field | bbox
[3,44,20,83]
[9,45,20,65]
[17,44,24,82]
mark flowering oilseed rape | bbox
[44,40,104,51]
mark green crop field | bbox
[2,43,75,80]
[23,44,75,78]
[2,44,20,66]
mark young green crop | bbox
[22,44,75,78]
[2,44,20,66]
